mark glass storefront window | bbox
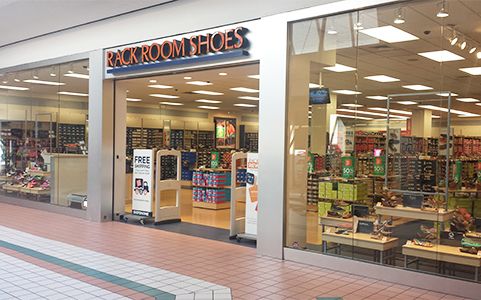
[0,60,89,210]
[286,0,481,282]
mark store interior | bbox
[286,0,481,282]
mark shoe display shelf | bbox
[192,168,232,210]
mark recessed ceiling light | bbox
[24,79,66,86]
[219,72,227,76]
[402,85,433,91]
[309,83,321,88]
[436,92,458,97]
[460,41,467,50]
[457,97,480,103]
[418,50,464,62]
[126,98,142,102]
[327,29,338,35]
[469,47,477,54]
[238,96,259,101]
[148,84,173,89]
[149,94,179,99]
[149,79,157,83]
[459,67,481,75]
[359,25,419,43]
[368,107,412,115]
[14,78,20,82]
[195,99,222,104]
[198,105,219,110]
[159,101,183,106]
[64,73,89,79]
[397,101,418,105]
[450,36,458,46]
[234,103,257,108]
[334,114,373,120]
[364,75,400,82]
[366,96,388,100]
[333,90,362,95]
[0,85,29,91]
[186,81,212,86]
[432,115,441,119]
[324,64,356,72]
[248,74,260,79]
[183,76,192,80]
[58,91,88,97]
[192,90,224,96]
[50,73,56,77]
[230,87,259,93]
[341,104,363,108]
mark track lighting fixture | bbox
[460,40,467,50]
[436,1,449,18]
[394,8,405,24]
[469,47,477,54]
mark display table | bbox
[192,201,230,210]
[322,231,399,264]
[402,242,481,281]
[374,204,454,222]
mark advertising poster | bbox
[245,153,259,236]
[341,156,355,179]
[214,117,236,148]
[132,149,154,217]
[373,156,385,176]
[388,128,401,154]
[211,151,220,169]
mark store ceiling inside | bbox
[0,0,173,47]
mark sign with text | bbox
[245,153,259,236]
[132,149,154,217]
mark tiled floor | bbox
[0,202,475,300]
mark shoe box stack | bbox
[192,187,231,203]
[196,150,211,168]
[192,131,214,149]
[192,170,231,203]
[319,181,338,200]
[192,170,231,187]
[160,155,177,180]
[146,128,163,149]
[400,136,424,155]
[337,181,369,202]
[180,152,197,180]
[58,124,85,149]
[354,132,385,154]
[221,151,233,169]
[236,168,247,186]
[356,156,373,176]
[426,138,439,157]
[170,130,184,149]
[307,173,319,206]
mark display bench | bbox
[374,203,454,222]
[402,242,481,281]
[322,230,399,264]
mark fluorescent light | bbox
[219,72,227,76]
[364,75,400,82]
[359,26,419,43]
[456,98,479,103]
[323,64,356,72]
[459,113,480,118]
[432,115,441,119]
[418,50,464,62]
[192,90,224,96]
[24,79,65,86]
[397,101,418,105]
[238,96,259,101]
[436,92,458,97]
[159,102,183,106]
[64,73,89,79]
[186,81,212,86]
[149,94,179,99]
[368,107,412,115]
[0,85,29,91]
[333,90,362,95]
[126,98,142,102]
[341,104,363,108]
[234,103,257,108]
[337,108,409,119]
[230,87,259,93]
[366,96,388,100]
[248,75,260,79]
[149,79,157,83]
[334,114,373,120]
[183,76,192,80]
[148,84,173,89]
[459,67,481,75]
[418,104,477,115]
[309,83,320,88]
[58,91,88,97]
[327,29,338,35]
[198,105,219,110]
[402,85,433,91]
[195,99,222,104]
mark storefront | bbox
[1,0,481,297]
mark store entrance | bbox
[114,64,259,245]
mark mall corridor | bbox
[0,203,472,300]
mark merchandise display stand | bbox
[229,152,250,239]
[374,203,454,222]
[192,168,231,210]
[154,150,181,224]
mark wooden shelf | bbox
[402,243,481,267]
[320,216,374,227]
[2,184,22,192]
[322,231,399,251]
[374,204,454,222]
[20,187,50,195]
[192,201,230,210]
[27,170,50,177]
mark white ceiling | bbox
[0,0,173,47]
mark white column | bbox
[411,109,432,137]
[113,82,127,218]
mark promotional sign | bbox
[132,149,154,216]
[211,151,220,169]
[214,117,236,148]
[373,156,385,176]
[388,128,401,154]
[453,160,462,184]
[341,156,355,179]
[245,153,259,236]
[344,129,355,153]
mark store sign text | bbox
[107,27,248,68]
